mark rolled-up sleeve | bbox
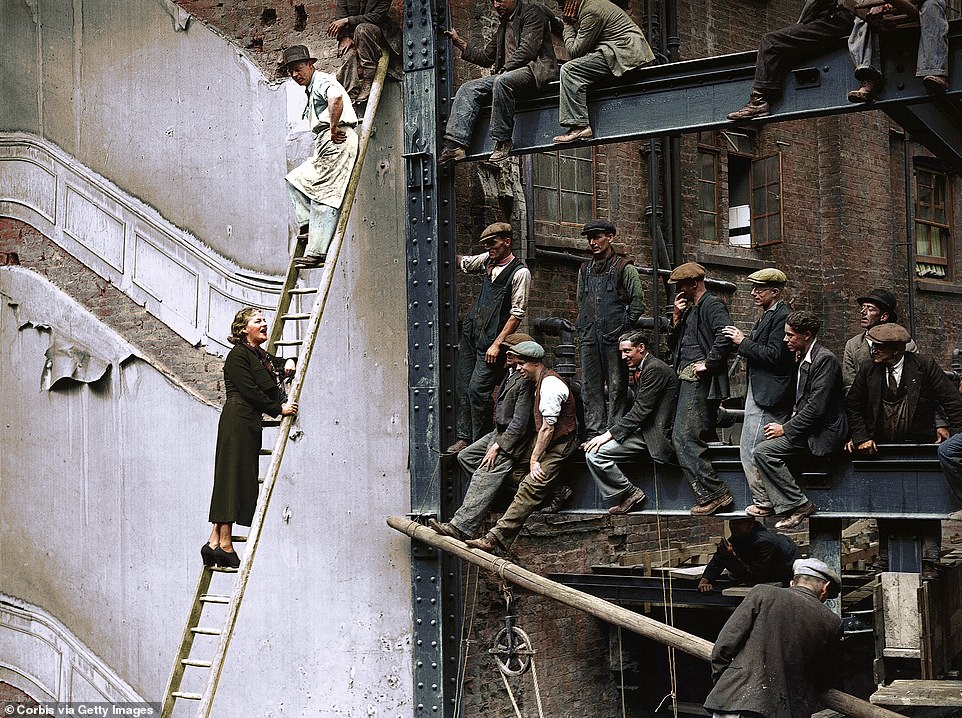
[538,375,569,425]
[510,267,531,319]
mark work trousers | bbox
[450,431,528,538]
[444,67,537,147]
[558,50,613,128]
[939,432,962,505]
[752,435,811,515]
[455,337,501,442]
[287,184,340,258]
[849,0,948,81]
[489,434,577,548]
[739,385,791,509]
[336,23,387,103]
[672,379,730,504]
[585,434,648,503]
[753,11,854,94]
[580,338,628,438]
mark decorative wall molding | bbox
[0,595,144,703]
[0,133,293,356]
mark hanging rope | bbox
[453,563,481,718]
[651,470,680,718]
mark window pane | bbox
[768,214,781,244]
[916,223,932,256]
[535,187,557,223]
[699,212,716,243]
[753,186,767,216]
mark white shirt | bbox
[796,338,818,399]
[886,355,905,386]
[538,375,569,425]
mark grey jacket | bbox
[706,584,841,718]
[608,354,678,463]
[563,0,654,76]
[463,0,559,89]
[493,368,535,458]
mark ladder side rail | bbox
[193,51,390,718]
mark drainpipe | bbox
[903,135,917,338]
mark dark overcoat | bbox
[784,341,848,456]
[209,344,285,526]
[738,301,795,411]
[608,354,678,463]
[705,584,842,718]
[846,352,962,444]
[666,291,734,400]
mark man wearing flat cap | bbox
[666,262,736,515]
[447,222,531,455]
[705,557,842,718]
[842,288,918,394]
[429,333,535,542]
[722,268,796,516]
[577,220,645,439]
[282,45,360,270]
[465,340,578,552]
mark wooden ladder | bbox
[160,52,390,718]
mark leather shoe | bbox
[552,126,593,144]
[774,501,816,530]
[690,492,735,516]
[745,504,775,517]
[201,542,218,567]
[427,518,468,541]
[608,486,647,515]
[923,75,948,94]
[848,79,878,103]
[465,533,503,553]
[439,146,466,165]
[540,484,573,514]
[488,140,512,162]
[294,253,326,269]
[213,546,240,569]
[444,439,469,455]
[727,92,770,121]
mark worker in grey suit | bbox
[582,331,678,514]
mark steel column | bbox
[402,0,460,712]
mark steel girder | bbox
[462,23,962,171]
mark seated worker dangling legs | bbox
[282,45,359,270]
[428,333,535,541]
[327,0,401,107]
[727,1,855,121]
[753,311,848,530]
[466,341,578,553]
[845,322,962,576]
[697,517,798,593]
[438,0,558,164]
[847,0,949,103]
[582,331,677,514]
[553,0,654,145]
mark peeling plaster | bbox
[154,0,191,31]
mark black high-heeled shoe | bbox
[213,546,241,569]
[201,542,218,567]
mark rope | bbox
[651,470,679,717]
[498,656,546,718]
[618,627,627,718]
[453,563,480,718]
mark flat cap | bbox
[793,558,841,599]
[506,340,545,360]
[667,262,706,284]
[857,288,899,320]
[581,219,617,235]
[867,322,911,345]
[747,267,787,286]
[480,222,513,242]
[502,332,534,347]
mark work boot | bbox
[848,79,879,103]
[552,126,593,144]
[540,484,573,514]
[488,140,512,162]
[690,491,735,516]
[726,91,770,121]
[608,486,647,515]
[923,75,948,94]
[438,144,466,165]
[774,500,816,530]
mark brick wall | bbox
[0,219,224,404]
[0,682,36,706]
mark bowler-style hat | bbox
[856,288,899,321]
[667,262,706,284]
[281,45,317,70]
[747,268,787,287]
[480,222,513,242]
[581,219,617,236]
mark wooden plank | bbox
[870,680,962,707]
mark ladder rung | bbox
[181,658,212,668]
[258,477,265,483]
[171,692,202,701]
[191,627,222,636]
[210,566,238,574]
[288,287,318,295]
[199,594,231,605]
[259,448,272,455]
[262,418,281,427]
[274,340,303,346]
[231,535,248,542]
[280,313,311,321]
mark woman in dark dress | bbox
[203,308,297,568]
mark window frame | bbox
[696,134,721,245]
[526,146,598,249]
[749,152,784,248]
[913,162,953,279]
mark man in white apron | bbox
[282,45,359,269]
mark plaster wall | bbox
[0,107,413,713]
[0,0,292,274]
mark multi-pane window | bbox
[530,147,595,246]
[751,153,783,246]
[696,132,720,244]
[915,165,952,279]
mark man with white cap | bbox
[705,557,842,718]
[282,45,359,270]
[465,340,578,552]
[722,268,795,517]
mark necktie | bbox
[888,366,898,394]
[796,361,809,407]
